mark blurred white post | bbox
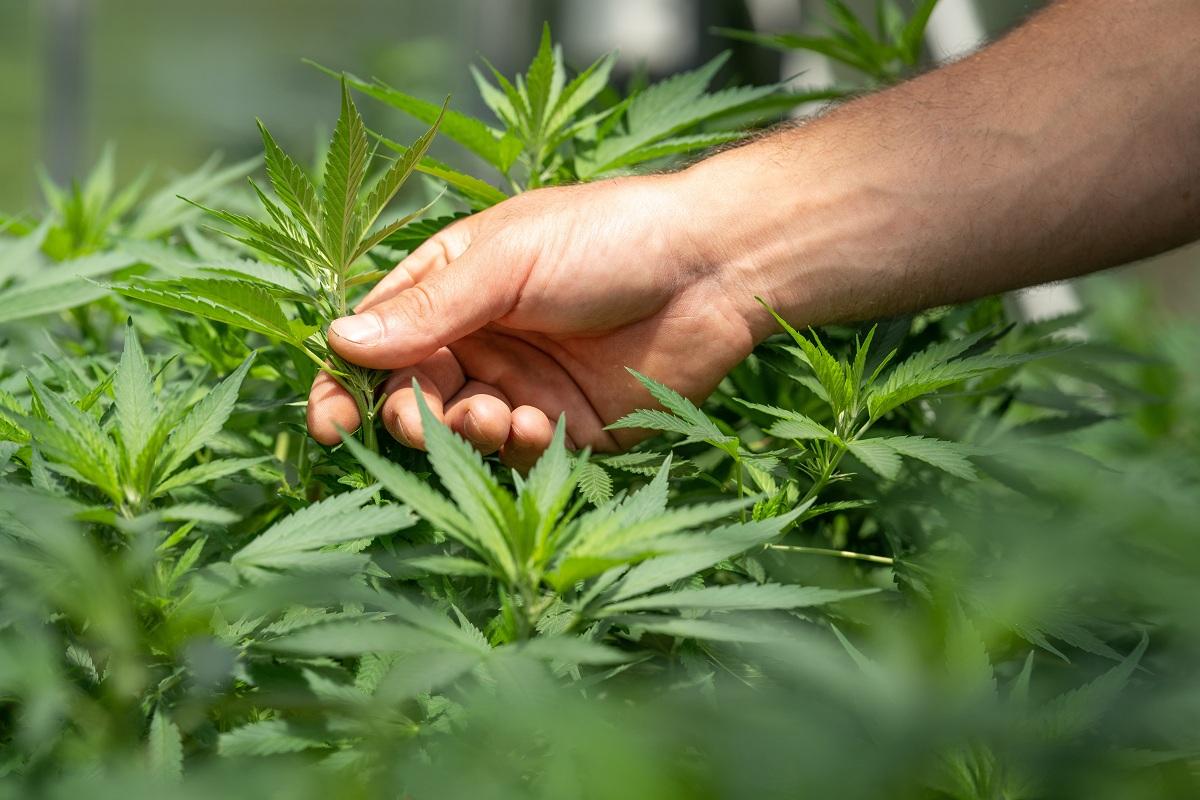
[561,0,699,72]
[41,0,90,185]
[926,0,1084,325]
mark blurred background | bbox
[2,0,1196,311]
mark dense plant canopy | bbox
[0,8,1197,799]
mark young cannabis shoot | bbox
[113,82,444,451]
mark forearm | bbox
[679,0,1200,339]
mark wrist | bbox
[670,140,820,343]
[671,124,922,343]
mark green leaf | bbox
[610,369,731,446]
[321,80,371,270]
[218,720,330,757]
[867,329,1042,418]
[152,456,269,498]
[877,435,978,480]
[615,614,776,643]
[0,281,107,325]
[546,52,617,136]
[232,487,414,572]
[764,306,851,412]
[24,377,122,503]
[111,279,299,342]
[358,105,444,248]
[381,214,468,254]
[375,135,509,208]
[127,153,259,239]
[598,131,744,172]
[525,23,557,131]
[161,355,254,477]
[738,400,836,441]
[847,438,902,479]
[341,433,477,551]
[579,55,780,179]
[507,636,630,666]
[576,462,613,505]
[113,325,156,468]
[600,582,876,614]
[257,119,321,238]
[1037,635,1148,739]
[0,219,49,283]
[320,64,509,167]
[402,554,493,577]
[604,511,805,604]
[157,503,240,525]
[147,707,183,780]
[900,0,940,63]
[413,383,520,582]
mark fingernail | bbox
[330,314,381,345]
[464,409,483,441]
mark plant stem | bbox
[767,544,895,566]
[352,390,378,453]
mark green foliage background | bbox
[1,3,1198,798]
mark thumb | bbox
[327,248,517,370]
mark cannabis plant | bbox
[111,83,443,451]
[717,0,940,88]
[326,24,786,209]
[0,11,1196,799]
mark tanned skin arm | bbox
[308,0,1200,466]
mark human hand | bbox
[306,172,766,470]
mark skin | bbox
[308,0,1200,469]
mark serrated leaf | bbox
[600,582,875,614]
[218,720,329,757]
[402,554,493,577]
[375,134,509,208]
[24,377,122,503]
[525,23,557,131]
[161,355,254,477]
[877,435,978,480]
[605,510,804,604]
[847,438,902,479]
[412,384,520,582]
[341,433,477,550]
[152,456,269,497]
[508,636,630,666]
[612,369,731,446]
[232,487,413,571]
[111,279,298,342]
[322,65,508,167]
[738,400,836,441]
[546,52,617,137]
[616,614,776,643]
[321,80,371,270]
[358,105,444,251]
[576,462,613,505]
[147,707,183,779]
[599,131,744,172]
[113,325,156,467]
[1036,635,1148,739]
[381,214,468,254]
[258,119,321,237]
[580,54,779,178]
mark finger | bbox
[355,225,471,313]
[378,348,466,449]
[443,381,512,455]
[449,330,619,452]
[307,370,361,445]
[328,246,521,370]
[499,405,555,472]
